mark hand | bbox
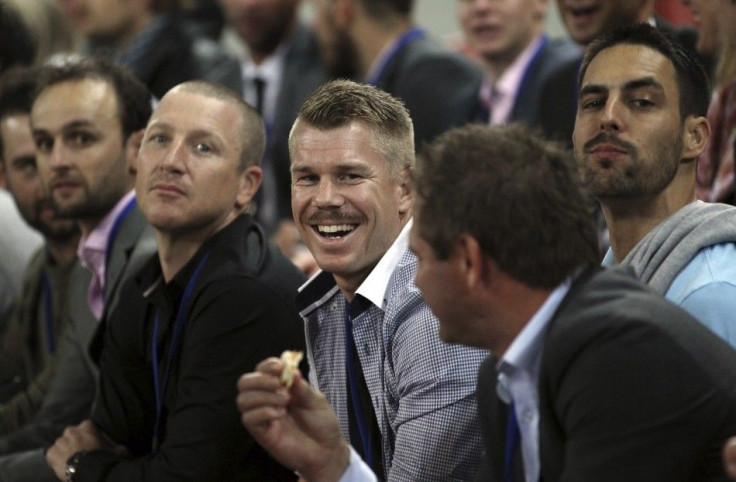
[725,437,736,479]
[237,358,350,482]
[46,420,127,480]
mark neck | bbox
[483,30,542,81]
[601,179,697,262]
[355,15,411,77]
[249,20,295,65]
[155,211,238,282]
[47,235,81,266]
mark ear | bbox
[396,167,413,216]
[452,234,490,293]
[125,129,145,175]
[681,115,710,161]
[236,165,263,209]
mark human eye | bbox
[293,173,318,185]
[580,97,604,110]
[630,98,655,108]
[339,172,364,183]
[66,130,95,149]
[12,157,37,177]
[194,142,212,154]
[33,135,53,153]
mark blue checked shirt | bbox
[296,222,488,481]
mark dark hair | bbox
[35,56,152,139]
[415,123,600,289]
[290,79,414,177]
[356,0,414,19]
[579,23,710,119]
[0,1,35,72]
[175,80,265,169]
[0,66,38,160]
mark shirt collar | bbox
[296,219,412,314]
[355,219,412,310]
[77,189,136,259]
[496,277,572,398]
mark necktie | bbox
[253,77,266,116]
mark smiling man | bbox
[239,79,487,481]
[46,80,306,481]
[573,23,736,346]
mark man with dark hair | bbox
[239,122,736,481]
[0,68,80,431]
[0,57,157,480]
[217,0,326,236]
[538,0,712,146]
[238,79,487,481]
[310,0,482,149]
[46,79,306,481]
[574,23,736,346]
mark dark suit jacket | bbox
[538,17,714,147]
[476,268,736,482]
[0,203,155,481]
[508,37,580,130]
[268,24,328,226]
[376,34,484,151]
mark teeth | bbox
[317,224,355,234]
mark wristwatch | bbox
[64,451,88,482]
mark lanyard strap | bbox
[41,270,55,354]
[344,302,374,470]
[504,402,521,482]
[151,251,211,452]
[366,27,426,86]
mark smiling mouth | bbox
[314,224,357,239]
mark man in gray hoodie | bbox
[574,23,736,347]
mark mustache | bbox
[305,210,364,225]
[583,133,637,154]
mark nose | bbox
[313,178,343,208]
[599,97,623,133]
[158,138,186,173]
[47,142,72,170]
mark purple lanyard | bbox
[366,27,426,86]
[41,270,55,354]
[504,402,520,482]
[150,251,211,452]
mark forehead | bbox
[291,121,387,170]
[583,44,678,91]
[1,114,33,156]
[31,79,120,130]
[149,89,243,144]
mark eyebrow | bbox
[32,119,96,135]
[579,76,664,98]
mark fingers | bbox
[725,436,736,479]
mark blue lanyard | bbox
[103,197,137,298]
[150,251,211,452]
[366,27,426,86]
[41,270,55,354]
[344,301,374,470]
[504,402,521,482]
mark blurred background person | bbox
[684,0,736,204]
[456,0,578,128]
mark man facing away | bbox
[574,23,736,346]
[0,57,156,480]
[46,80,306,481]
[456,0,578,127]
[310,0,482,149]
[239,122,736,482]
[239,79,487,481]
[0,67,80,432]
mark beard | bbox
[24,199,80,243]
[578,132,683,199]
[324,26,360,80]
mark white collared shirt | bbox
[355,219,412,310]
[496,279,572,482]
[241,42,288,126]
